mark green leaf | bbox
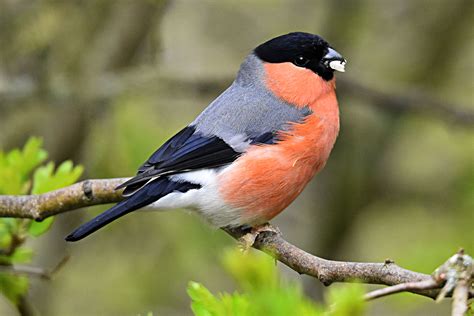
[0,246,33,265]
[189,249,323,316]
[31,160,83,194]
[17,137,48,179]
[467,302,473,316]
[0,223,13,249]
[0,138,75,308]
[0,273,28,305]
[325,283,366,316]
[9,247,34,264]
[28,160,83,236]
[0,137,47,194]
[218,292,250,315]
[188,281,219,316]
[187,281,250,316]
[28,217,55,237]
[222,248,279,292]
[188,283,215,316]
[0,218,20,250]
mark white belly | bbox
[147,168,245,227]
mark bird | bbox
[65,32,346,243]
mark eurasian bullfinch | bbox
[66,32,346,242]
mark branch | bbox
[433,249,473,316]
[226,227,444,299]
[364,279,440,301]
[0,178,472,303]
[0,178,127,220]
[452,278,470,316]
[0,255,69,280]
[363,250,474,304]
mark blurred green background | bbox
[0,0,473,315]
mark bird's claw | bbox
[237,223,280,252]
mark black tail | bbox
[65,178,200,242]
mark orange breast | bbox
[218,63,340,225]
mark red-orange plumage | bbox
[218,62,340,224]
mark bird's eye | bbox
[293,56,309,67]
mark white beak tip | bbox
[329,60,346,72]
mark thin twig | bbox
[0,255,70,280]
[452,278,470,316]
[0,264,51,280]
[364,279,440,301]
[432,249,473,315]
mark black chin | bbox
[309,62,334,81]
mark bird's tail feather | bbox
[65,178,199,242]
[65,199,137,242]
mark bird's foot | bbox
[237,223,280,252]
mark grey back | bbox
[192,53,311,150]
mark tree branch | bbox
[0,255,69,280]
[364,279,440,301]
[226,227,443,299]
[0,178,127,220]
[0,178,472,303]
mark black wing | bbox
[116,126,244,195]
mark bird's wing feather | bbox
[117,125,280,196]
[116,125,242,194]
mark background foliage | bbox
[0,138,82,309]
[0,0,472,315]
[188,249,366,316]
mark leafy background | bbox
[0,0,472,315]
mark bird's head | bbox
[253,32,346,107]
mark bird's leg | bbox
[237,223,280,252]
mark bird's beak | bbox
[322,47,346,72]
